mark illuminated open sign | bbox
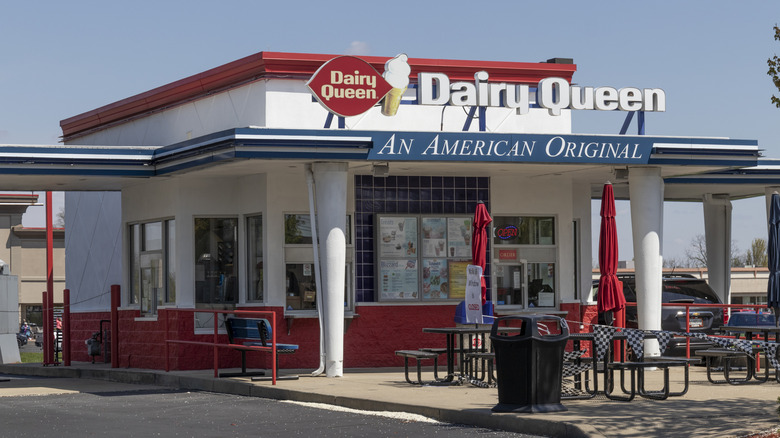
[496,225,518,240]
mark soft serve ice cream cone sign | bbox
[380,54,411,116]
[307,54,410,117]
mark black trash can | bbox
[490,315,569,413]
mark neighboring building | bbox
[657,267,770,306]
[0,194,65,327]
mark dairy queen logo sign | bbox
[307,54,410,117]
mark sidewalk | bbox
[1,361,778,438]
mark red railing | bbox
[164,309,279,385]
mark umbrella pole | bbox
[774,306,780,327]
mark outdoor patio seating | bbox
[394,350,442,385]
[221,317,299,380]
[568,325,700,401]
[695,348,755,384]
[560,349,595,400]
[605,328,694,401]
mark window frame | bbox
[194,216,239,308]
[246,214,264,303]
[491,215,558,310]
[128,218,176,316]
[283,212,354,315]
[375,214,475,303]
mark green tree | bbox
[745,237,768,267]
[769,25,780,108]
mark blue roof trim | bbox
[0,128,760,177]
[0,145,155,156]
[648,158,758,166]
[651,149,758,157]
[0,167,154,177]
[667,177,780,185]
[233,151,369,160]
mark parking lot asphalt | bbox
[0,361,778,438]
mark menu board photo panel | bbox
[379,259,419,300]
[421,217,447,258]
[379,216,418,258]
[447,217,472,258]
[422,258,448,299]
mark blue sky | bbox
[1,1,779,261]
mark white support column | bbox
[628,167,664,357]
[703,194,732,305]
[572,181,592,304]
[312,162,348,377]
[765,187,780,223]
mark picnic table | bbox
[421,325,521,384]
[568,329,694,401]
[710,325,780,384]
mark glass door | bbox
[493,261,527,308]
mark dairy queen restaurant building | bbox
[4,51,780,376]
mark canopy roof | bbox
[0,128,768,202]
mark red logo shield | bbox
[307,56,392,117]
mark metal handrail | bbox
[164,308,279,384]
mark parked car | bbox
[725,311,776,329]
[593,273,725,356]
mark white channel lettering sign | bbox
[417,73,666,116]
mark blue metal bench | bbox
[223,317,299,379]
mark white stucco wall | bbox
[65,191,122,312]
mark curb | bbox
[0,363,596,438]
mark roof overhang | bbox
[0,128,765,202]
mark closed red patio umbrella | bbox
[472,202,493,309]
[597,183,625,326]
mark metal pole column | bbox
[111,285,120,368]
[63,289,70,366]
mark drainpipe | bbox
[306,164,326,376]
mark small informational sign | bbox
[447,261,470,300]
[538,291,555,307]
[498,249,516,261]
[465,264,483,324]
